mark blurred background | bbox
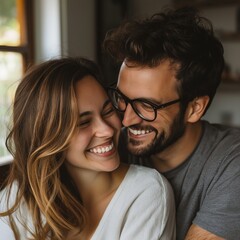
[1,0,240,162]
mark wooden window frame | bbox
[0,0,34,165]
[0,0,34,70]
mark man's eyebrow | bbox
[116,88,162,104]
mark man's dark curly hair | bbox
[103,7,224,113]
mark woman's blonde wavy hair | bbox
[0,57,104,239]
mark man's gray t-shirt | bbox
[119,121,240,240]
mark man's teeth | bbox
[129,128,150,135]
[89,143,114,154]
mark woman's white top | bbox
[0,165,176,239]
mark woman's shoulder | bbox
[129,164,166,179]
[126,164,172,192]
[121,164,175,218]
[0,181,35,240]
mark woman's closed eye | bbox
[77,111,92,128]
[78,119,91,128]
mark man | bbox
[103,7,240,240]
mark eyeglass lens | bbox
[109,89,156,121]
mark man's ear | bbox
[185,96,210,123]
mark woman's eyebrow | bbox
[79,99,111,117]
[79,111,92,118]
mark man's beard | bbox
[127,110,186,157]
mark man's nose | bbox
[122,103,142,127]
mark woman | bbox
[0,57,175,240]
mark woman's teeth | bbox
[129,128,151,135]
[89,142,114,154]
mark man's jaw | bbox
[127,126,155,152]
[126,126,161,156]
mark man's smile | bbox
[128,127,156,139]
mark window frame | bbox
[0,0,34,164]
[0,0,34,70]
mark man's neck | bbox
[151,121,203,173]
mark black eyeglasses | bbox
[107,87,181,122]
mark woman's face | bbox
[65,75,122,173]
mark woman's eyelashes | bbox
[77,102,116,128]
[78,119,91,128]
[78,108,115,128]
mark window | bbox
[0,0,33,162]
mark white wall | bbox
[34,0,96,62]
[34,0,62,63]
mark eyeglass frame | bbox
[106,87,182,122]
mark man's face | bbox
[117,60,186,156]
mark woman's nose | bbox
[94,118,115,138]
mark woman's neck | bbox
[66,163,129,240]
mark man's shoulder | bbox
[204,121,240,140]
[200,121,240,155]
